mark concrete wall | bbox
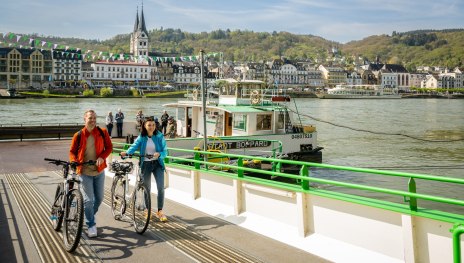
[163,166,463,263]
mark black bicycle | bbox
[110,153,152,234]
[45,158,95,252]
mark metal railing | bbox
[112,144,464,262]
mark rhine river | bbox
[1,97,463,213]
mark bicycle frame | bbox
[111,153,152,234]
[45,158,94,252]
[114,162,145,211]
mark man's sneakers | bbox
[88,225,98,238]
[155,210,168,222]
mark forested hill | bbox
[102,29,336,63]
[341,29,464,70]
[19,28,464,69]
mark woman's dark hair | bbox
[141,119,159,137]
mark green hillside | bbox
[99,29,336,62]
[341,29,464,70]
[14,29,464,69]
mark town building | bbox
[317,64,346,87]
[51,49,82,86]
[0,48,53,89]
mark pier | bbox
[0,140,325,263]
[1,139,463,262]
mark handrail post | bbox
[194,151,201,170]
[300,165,310,190]
[407,177,417,211]
[237,157,244,178]
[450,224,464,263]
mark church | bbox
[130,6,178,61]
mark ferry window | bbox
[233,114,247,131]
[256,114,272,131]
[277,112,285,129]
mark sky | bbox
[1,0,464,44]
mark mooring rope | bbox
[289,109,464,143]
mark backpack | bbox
[75,126,107,154]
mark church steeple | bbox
[133,7,139,32]
[139,5,148,35]
[130,4,150,58]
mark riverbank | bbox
[14,90,187,98]
[401,93,464,99]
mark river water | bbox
[1,97,463,212]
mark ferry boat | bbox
[163,78,323,165]
[316,84,401,99]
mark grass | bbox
[19,90,188,98]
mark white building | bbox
[90,61,150,87]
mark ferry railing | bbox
[111,144,464,262]
[111,144,464,215]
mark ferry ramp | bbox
[0,140,327,263]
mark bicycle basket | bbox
[110,161,134,173]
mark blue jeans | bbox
[141,160,165,210]
[106,124,113,137]
[80,172,105,228]
[116,123,123,138]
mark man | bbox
[160,110,169,135]
[115,108,125,138]
[166,116,177,138]
[69,110,113,238]
[135,110,145,132]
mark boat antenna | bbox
[292,98,303,128]
[200,50,208,160]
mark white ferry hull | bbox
[317,93,402,99]
[166,132,322,163]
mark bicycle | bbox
[110,153,152,234]
[45,158,95,252]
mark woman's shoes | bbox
[155,210,168,222]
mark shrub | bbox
[100,87,113,97]
[130,87,140,97]
[83,89,94,97]
[42,89,50,97]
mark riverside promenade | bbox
[0,139,327,263]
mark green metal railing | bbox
[112,143,464,262]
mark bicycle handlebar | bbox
[44,158,96,168]
[120,153,155,160]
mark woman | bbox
[120,117,168,221]
[105,111,114,137]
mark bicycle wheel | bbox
[111,176,126,220]
[131,184,151,234]
[63,189,84,252]
[50,183,64,231]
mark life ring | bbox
[192,89,198,101]
[250,89,261,104]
